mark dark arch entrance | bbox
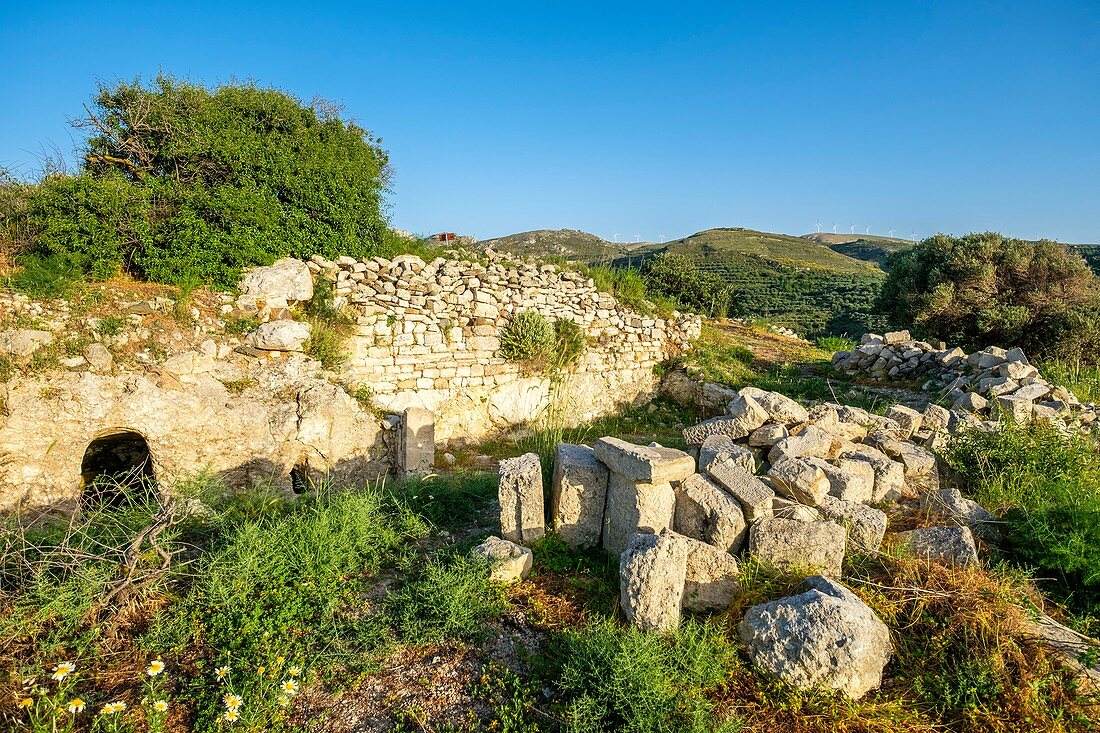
[81,430,157,506]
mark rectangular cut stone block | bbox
[499,453,545,545]
[400,407,435,476]
[670,533,741,612]
[620,530,687,632]
[748,518,847,576]
[698,434,755,474]
[593,436,695,484]
[550,443,610,549]
[674,473,748,553]
[602,472,675,557]
[705,455,775,521]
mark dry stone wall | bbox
[307,252,700,442]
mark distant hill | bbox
[802,234,915,270]
[477,226,888,336]
[475,229,651,264]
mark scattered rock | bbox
[473,536,533,583]
[239,257,315,303]
[247,320,312,351]
[620,530,687,632]
[895,525,979,566]
[738,575,892,699]
[674,473,748,553]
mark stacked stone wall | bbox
[307,252,701,442]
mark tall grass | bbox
[943,423,1100,616]
[1038,358,1100,403]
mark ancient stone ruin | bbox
[0,253,696,514]
[478,384,1009,699]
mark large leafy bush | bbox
[641,253,732,317]
[878,232,1100,358]
[10,76,394,287]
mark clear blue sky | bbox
[2,2,1098,243]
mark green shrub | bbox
[815,335,857,353]
[641,253,732,317]
[384,552,506,644]
[943,423,1100,615]
[500,310,554,362]
[878,233,1100,358]
[8,252,81,298]
[9,75,392,288]
[552,619,739,733]
[499,311,586,371]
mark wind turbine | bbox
[816,221,822,233]
[850,223,856,235]
[888,228,896,237]
[634,234,641,243]
[832,223,837,234]
[613,233,620,243]
[865,226,870,235]
[658,234,665,243]
[910,230,917,241]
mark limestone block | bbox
[84,343,113,373]
[920,488,1000,543]
[748,518,846,576]
[499,453,545,545]
[817,495,887,553]
[683,415,759,445]
[748,423,788,447]
[884,405,923,439]
[884,330,911,344]
[602,472,675,557]
[894,525,979,566]
[239,258,314,303]
[955,392,989,413]
[767,456,830,506]
[767,426,835,464]
[672,533,741,612]
[724,394,770,433]
[996,394,1034,423]
[550,443,609,549]
[698,434,754,474]
[248,320,312,351]
[619,530,687,631]
[593,437,695,484]
[839,447,906,504]
[738,387,810,424]
[674,473,748,553]
[473,536,533,583]
[771,497,822,522]
[806,457,875,504]
[705,455,775,521]
[401,407,435,476]
[739,576,892,699]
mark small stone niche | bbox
[80,430,157,506]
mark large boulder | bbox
[738,576,892,699]
[499,453,545,545]
[239,257,314,303]
[620,530,687,632]
[839,446,905,503]
[809,457,875,504]
[748,518,847,576]
[550,444,609,549]
[674,473,748,553]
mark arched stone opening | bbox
[81,430,157,506]
[290,463,312,494]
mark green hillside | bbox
[476,229,648,264]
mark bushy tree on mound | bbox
[641,253,733,317]
[878,232,1100,357]
[8,75,395,287]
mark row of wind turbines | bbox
[816,221,917,241]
